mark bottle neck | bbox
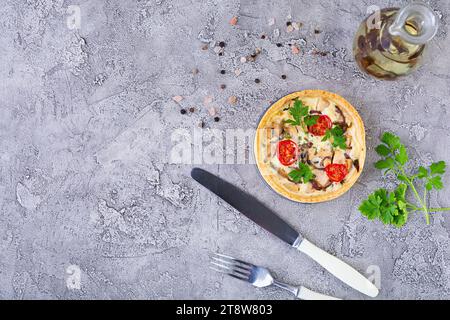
[388,2,438,46]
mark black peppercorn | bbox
[276,43,282,47]
[214,117,220,122]
[180,109,187,114]
[219,41,226,48]
[286,21,292,26]
[281,74,286,79]
[254,78,260,83]
[261,34,266,39]
[220,69,226,74]
[220,84,226,89]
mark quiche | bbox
[254,90,366,203]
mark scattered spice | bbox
[268,18,275,26]
[220,69,226,74]
[214,117,220,122]
[240,56,247,63]
[286,25,294,33]
[228,96,238,105]
[203,95,213,105]
[273,29,280,38]
[261,34,266,39]
[189,107,195,113]
[208,106,217,116]
[218,52,223,56]
[291,45,300,54]
[172,95,183,103]
[292,22,302,30]
[198,121,205,128]
[192,68,199,75]
[218,41,226,48]
[201,44,208,50]
[220,84,226,89]
[234,68,242,76]
[254,78,260,83]
[276,43,282,47]
[281,74,287,79]
[286,21,292,26]
[229,16,238,26]
[313,50,328,56]
[180,109,187,115]
[314,29,322,34]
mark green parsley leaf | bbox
[394,183,407,201]
[426,176,443,191]
[395,145,408,165]
[430,161,446,175]
[288,163,315,184]
[417,166,428,178]
[375,144,391,157]
[323,125,347,150]
[286,99,308,126]
[304,115,319,127]
[374,158,394,170]
[359,185,409,227]
[359,193,383,220]
[381,132,401,150]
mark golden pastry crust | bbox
[254,90,366,203]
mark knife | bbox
[191,168,379,298]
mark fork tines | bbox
[210,253,254,281]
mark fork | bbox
[210,253,341,300]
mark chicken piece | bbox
[311,169,332,190]
[333,149,347,164]
[316,98,330,111]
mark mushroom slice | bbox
[309,147,334,169]
[335,106,346,123]
[345,133,352,149]
[345,158,353,171]
[334,106,349,132]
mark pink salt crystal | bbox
[172,95,183,103]
[229,16,238,26]
[203,95,213,105]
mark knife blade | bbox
[191,168,379,298]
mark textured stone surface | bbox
[1,0,450,300]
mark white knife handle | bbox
[296,239,379,298]
[297,286,341,300]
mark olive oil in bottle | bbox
[353,3,438,80]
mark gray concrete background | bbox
[1,0,450,300]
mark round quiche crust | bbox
[254,90,366,203]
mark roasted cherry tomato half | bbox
[277,140,299,166]
[308,115,332,136]
[325,163,348,182]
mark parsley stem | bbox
[422,207,450,212]
[398,166,430,224]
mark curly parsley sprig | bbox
[284,99,319,129]
[322,125,347,150]
[288,162,315,184]
[359,132,449,227]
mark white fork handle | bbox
[297,239,379,298]
[297,286,341,300]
